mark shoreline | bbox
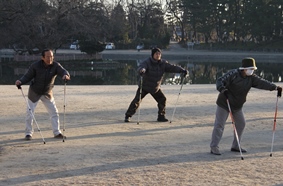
[100,49,283,62]
[2,45,283,63]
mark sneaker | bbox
[54,133,66,139]
[231,147,247,153]
[124,116,131,122]
[210,147,221,155]
[157,115,168,122]
[25,135,32,140]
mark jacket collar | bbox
[150,57,160,63]
[41,60,54,68]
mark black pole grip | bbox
[278,88,282,97]
[17,85,22,89]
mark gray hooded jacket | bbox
[216,69,277,111]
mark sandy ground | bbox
[1,84,283,186]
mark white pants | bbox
[25,96,61,136]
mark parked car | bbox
[136,43,144,52]
[105,43,115,50]
[70,42,79,50]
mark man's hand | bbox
[140,68,146,75]
[63,75,70,81]
[220,88,229,98]
[15,80,22,89]
[182,70,188,77]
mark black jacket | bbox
[19,60,69,102]
[137,57,185,94]
[216,69,277,111]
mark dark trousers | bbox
[125,88,166,117]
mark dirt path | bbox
[1,84,283,185]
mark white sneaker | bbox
[211,147,221,155]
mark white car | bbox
[136,44,144,51]
[70,42,79,50]
[105,43,115,50]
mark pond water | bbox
[0,60,282,85]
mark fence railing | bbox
[13,53,102,62]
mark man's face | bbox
[42,50,54,65]
[153,51,161,61]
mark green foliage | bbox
[195,39,283,52]
[1,0,283,53]
[109,4,128,42]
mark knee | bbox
[51,113,59,119]
[215,122,225,130]
[237,122,246,130]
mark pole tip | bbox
[241,157,244,160]
[270,154,273,157]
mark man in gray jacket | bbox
[15,49,70,140]
[124,48,187,122]
[210,57,282,155]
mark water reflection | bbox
[181,61,282,84]
[0,60,282,85]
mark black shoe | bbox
[157,115,168,122]
[124,116,131,122]
[231,147,247,153]
[54,133,66,139]
[25,135,32,140]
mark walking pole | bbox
[62,80,67,142]
[17,85,46,144]
[170,76,185,123]
[226,98,244,160]
[137,76,143,125]
[270,89,281,157]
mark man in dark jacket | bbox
[124,48,187,122]
[210,57,282,155]
[15,49,70,140]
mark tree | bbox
[126,0,140,40]
[134,0,169,47]
[0,0,91,53]
[79,39,105,55]
[108,3,128,42]
[0,0,51,52]
[166,0,187,43]
[183,0,218,43]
